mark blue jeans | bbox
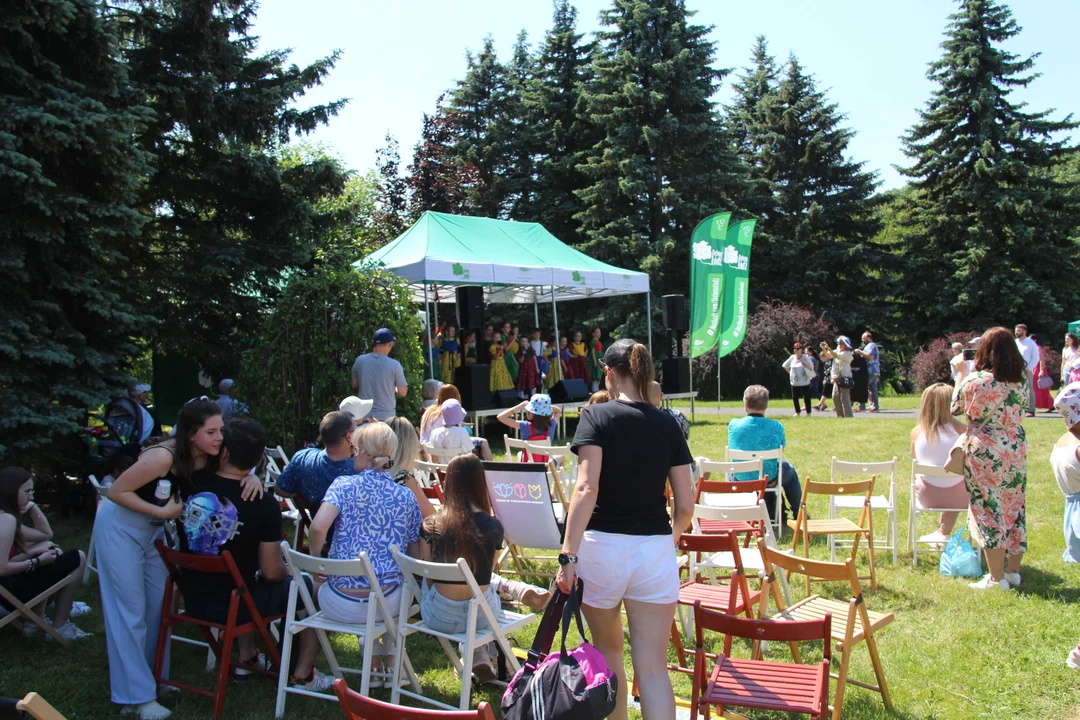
[764,462,803,521]
[860,374,880,410]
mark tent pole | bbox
[533,294,539,329]
[424,284,434,381]
[646,291,653,354]
[551,285,560,360]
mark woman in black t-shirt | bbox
[556,339,694,720]
[418,454,550,685]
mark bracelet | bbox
[27,557,38,573]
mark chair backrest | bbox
[504,436,530,461]
[333,678,497,719]
[521,438,553,463]
[695,477,766,504]
[415,460,448,487]
[700,459,764,480]
[725,448,781,480]
[263,448,284,483]
[693,501,777,547]
[911,460,960,481]
[483,461,563,550]
[832,457,898,495]
[694,601,831,661]
[423,443,462,464]
[803,477,875,499]
[760,542,864,596]
[281,542,386,618]
[679,532,755,609]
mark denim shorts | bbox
[420,582,502,662]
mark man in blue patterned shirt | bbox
[274,411,355,508]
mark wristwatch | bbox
[558,552,578,566]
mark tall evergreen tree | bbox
[576,0,748,311]
[501,30,539,220]
[1,0,152,458]
[521,0,597,243]
[372,133,409,243]
[726,36,778,161]
[898,0,1080,339]
[117,0,349,378]
[408,97,483,217]
[740,53,884,328]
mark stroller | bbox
[82,397,159,480]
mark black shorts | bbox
[0,549,80,609]
[185,575,311,625]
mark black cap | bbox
[602,338,637,370]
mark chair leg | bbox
[865,531,878,592]
[390,629,408,705]
[865,633,893,710]
[359,626,377,695]
[670,619,688,669]
[832,642,852,720]
[274,627,296,719]
[84,531,96,583]
[802,530,812,597]
[213,628,234,719]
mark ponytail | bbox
[627,343,654,403]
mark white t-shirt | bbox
[950,353,975,381]
[1016,337,1039,372]
[429,425,474,459]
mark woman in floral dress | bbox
[952,326,1028,591]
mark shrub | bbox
[908,330,983,390]
[240,263,423,449]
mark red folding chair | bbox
[153,540,284,718]
[691,602,832,720]
[333,678,496,719]
[695,477,767,541]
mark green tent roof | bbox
[357,211,649,303]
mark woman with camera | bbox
[820,336,854,418]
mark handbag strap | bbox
[558,579,589,656]
[525,586,570,666]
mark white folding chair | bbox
[725,447,784,536]
[502,436,530,462]
[263,447,284,487]
[696,459,765,508]
[528,442,575,492]
[390,547,535,711]
[84,475,112,582]
[484,461,564,579]
[275,543,420,717]
[414,460,448,487]
[910,461,968,567]
[830,457,899,566]
[423,443,465,464]
[691,501,794,607]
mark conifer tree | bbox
[898,0,1080,338]
[1,0,152,457]
[373,133,410,243]
[408,98,483,217]
[501,30,539,220]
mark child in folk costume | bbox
[587,327,604,392]
[498,321,520,385]
[559,336,572,380]
[488,331,514,392]
[517,329,543,395]
[462,330,478,365]
[543,336,561,389]
[568,330,589,381]
[495,394,562,463]
[437,325,461,384]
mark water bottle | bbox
[154,479,172,507]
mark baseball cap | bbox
[441,399,467,426]
[339,396,374,421]
[219,378,236,393]
[374,328,396,344]
[133,383,152,395]
[793,342,803,350]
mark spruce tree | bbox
[0,0,152,458]
[117,0,349,378]
[373,133,410,243]
[502,30,539,220]
[576,0,748,312]
[898,0,1080,339]
[522,0,597,243]
[408,97,483,217]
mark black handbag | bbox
[837,375,855,389]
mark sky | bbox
[253,0,1080,191]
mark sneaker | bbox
[1068,646,1080,670]
[498,578,551,612]
[45,622,91,642]
[234,651,273,678]
[968,574,1010,591]
[289,668,334,693]
[157,684,180,701]
[1004,572,1022,588]
[867,407,877,413]
[854,407,863,412]
[69,601,92,618]
[471,662,498,686]
[918,530,949,544]
[121,701,172,720]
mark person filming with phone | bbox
[820,336,855,418]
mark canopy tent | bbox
[357,211,653,379]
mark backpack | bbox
[520,423,550,464]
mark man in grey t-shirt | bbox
[351,328,407,421]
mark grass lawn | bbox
[3,415,1078,719]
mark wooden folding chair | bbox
[333,678,497,719]
[692,501,793,607]
[154,541,284,718]
[390,547,535,711]
[84,474,111,582]
[726,446,785,536]
[0,577,75,645]
[696,459,765,505]
[910,460,968,566]
[274,543,420,717]
[690,602,831,720]
[760,543,893,720]
[788,478,878,593]
[16,693,67,720]
[830,457,899,566]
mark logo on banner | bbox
[452,263,471,280]
[494,483,514,499]
[528,484,543,499]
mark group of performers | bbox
[426,322,605,395]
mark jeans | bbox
[832,383,853,417]
[791,385,813,414]
[420,582,502,664]
[1025,369,1036,413]
[764,461,803,522]
[859,374,880,410]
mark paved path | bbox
[689,405,1062,421]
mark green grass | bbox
[3,416,1078,719]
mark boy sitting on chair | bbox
[179,417,332,692]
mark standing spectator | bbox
[728,386,803,523]
[910,383,968,543]
[953,326,1028,591]
[781,343,816,416]
[1062,333,1080,385]
[216,379,247,420]
[820,337,854,418]
[1014,324,1039,418]
[1051,382,1080,564]
[1034,342,1054,411]
[351,328,408,421]
[855,332,881,412]
[949,342,975,383]
[129,384,160,441]
[273,411,356,509]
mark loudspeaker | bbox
[661,294,689,330]
[493,390,521,408]
[455,364,492,410]
[661,357,690,394]
[456,286,485,329]
[549,379,590,403]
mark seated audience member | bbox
[387,416,437,519]
[0,467,89,640]
[727,385,802,522]
[495,394,562,462]
[419,384,461,446]
[179,418,331,691]
[911,383,969,543]
[308,423,421,668]
[422,379,443,410]
[586,390,610,406]
[418,455,551,685]
[429,400,478,460]
[274,411,355,508]
[339,396,374,427]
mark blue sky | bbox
[253,0,1080,191]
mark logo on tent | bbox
[452,263,470,279]
[572,271,583,283]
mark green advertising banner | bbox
[689,213,731,358]
[717,219,755,359]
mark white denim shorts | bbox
[576,530,680,609]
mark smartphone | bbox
[963,348,975,361]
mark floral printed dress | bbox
[951,371,1028,554]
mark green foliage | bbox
[407,96,483,218]
[0,0,153,460]
[897,0,1080,341]
[240,264,423,449]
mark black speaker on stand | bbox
[661,294,690,393]
[456,286,485,330]
[549,379,590,403]
[661,357,691,394]
[455,364,492,410]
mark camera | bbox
[963,348,975,361]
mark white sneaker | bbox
[1004,572,1022,588]
[968,574,1010,591]
[121,701,172,720]
[45,622,91,641]
[69,601,92,618]
[289,668,334,693]
[1068,646,1080,670]
[918,530,949,544]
